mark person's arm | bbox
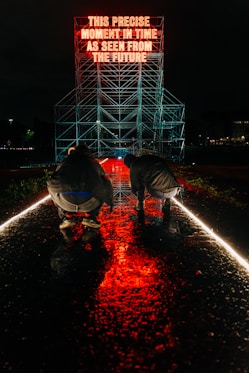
[92,161,114,209]
[130,167,144,195]
[102,177,114,210]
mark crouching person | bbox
[124,153,181,215]
[47,144,113,230]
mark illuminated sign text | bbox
[80,16,158,63]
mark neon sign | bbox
[80,16,158,63]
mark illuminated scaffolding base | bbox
[54,16,185,163]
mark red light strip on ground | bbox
[172,197,249,273]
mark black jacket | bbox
[128,154,180,195]
[47,151,113,208]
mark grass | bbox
[0,169,52,210]
[173,165,248,209]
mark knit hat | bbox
[124,153,136,168]
[68,144,90,156]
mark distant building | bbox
[231,120,249,143]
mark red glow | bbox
[81,158,181,368]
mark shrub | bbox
[0,169,52,209]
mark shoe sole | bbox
[59,222,76,229]
[82,221,100,229]
[135,207,144,211]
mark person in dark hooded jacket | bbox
[124,153,181,213]
[47,144,113,229]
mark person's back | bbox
[48,148,111,204]
[124,153,180,213]
[47,145,113,230]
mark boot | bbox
[162,199,170,213]
[135,200,144,211]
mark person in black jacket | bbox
[47,144,113,230]
[124,153,181,213]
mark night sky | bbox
[1,0,249,126]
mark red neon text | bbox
[92,52,147,63]
[80,16,157,63]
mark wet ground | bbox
[0,158,249,373]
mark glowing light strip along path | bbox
[0,159,109,232]
[172,197,249,273]
[0,195,51,231]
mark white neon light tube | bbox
[172,197,249,273]
[0,195,51,232]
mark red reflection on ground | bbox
[83,158,178,369]
[99,237,161,300]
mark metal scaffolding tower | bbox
[54,16,185,163]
